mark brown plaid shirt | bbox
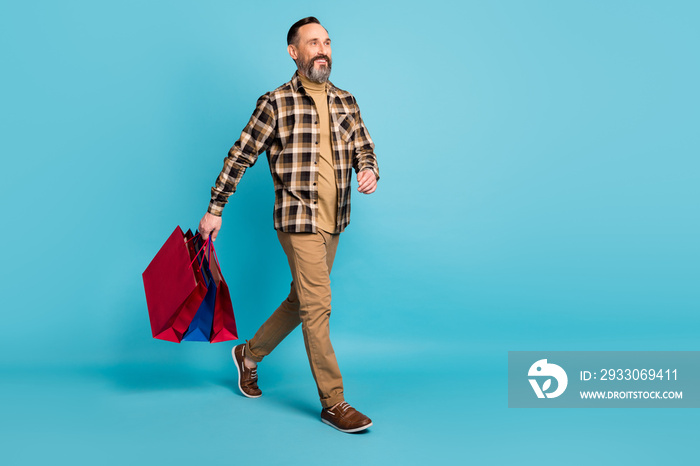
[208,72,379,233]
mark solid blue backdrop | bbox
[1,1,698,464]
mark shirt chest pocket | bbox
[276,114,295,147]
[334,113,355,143]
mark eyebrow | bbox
[307,38,331,43]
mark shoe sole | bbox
[321,418,373,433]
[232,346,262,399]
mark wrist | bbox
[207,205,223,217]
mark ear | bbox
[287,44,298,60]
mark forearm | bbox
[353,132,379,181]
[351,100,379,180]
[208,153,249,216]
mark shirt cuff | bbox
[207,202,224,217]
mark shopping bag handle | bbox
[202,236,222,272]
[187,232,221,273]
[208,239,221,271]
[189,234,210,271]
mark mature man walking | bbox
[198,17,379,433]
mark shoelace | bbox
[337,401,350,413]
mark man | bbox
[198,17,379,433]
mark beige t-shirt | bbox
[299,74,338,234]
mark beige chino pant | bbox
[245,229,344,408]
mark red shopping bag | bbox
[204,238,238,343]
[143,226,209,342]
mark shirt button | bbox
[315,141,319,144]
[313,182,317,186]
[314,201,318,204]
[315,121,318,124]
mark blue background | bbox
[1,0,698,464]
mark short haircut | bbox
[287,16,324,45]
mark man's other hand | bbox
[357,169,378,194]
[199,212,222,241]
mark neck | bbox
[298,72,327,91]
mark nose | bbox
[319,43,329,57]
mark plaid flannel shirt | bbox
[208,72,379,233]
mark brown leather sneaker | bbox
[321,401,372,433]
[232,344,262,398]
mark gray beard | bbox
[298,56,332,83]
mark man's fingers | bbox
[357,172,377,193]
[357,173,372,190]
[358,181,373,193]
[199,225,211,241]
